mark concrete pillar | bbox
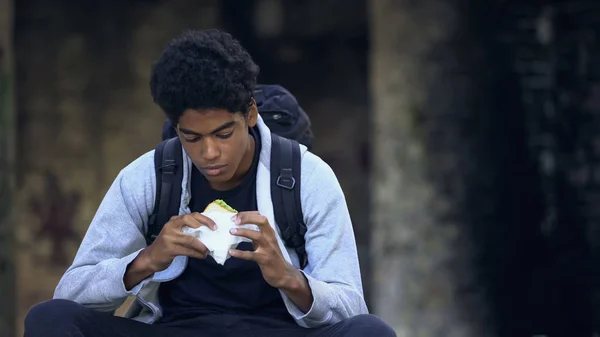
[369,1,508,335]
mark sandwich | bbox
[203,199,238,214]
[181,199,251,265]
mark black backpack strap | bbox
[146,137,183,245]
[270,134,308,269]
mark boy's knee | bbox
[343,314,396,337]
[25,299,86,336]
[27,299,83,321]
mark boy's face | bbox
[176,103,258,190]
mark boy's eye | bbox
[183,135,200,142]
[216,132,233,139]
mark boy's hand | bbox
[228,211,313,312]
[144,213,216,272]
[228,212,291,288]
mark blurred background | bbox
[2,0,600,336]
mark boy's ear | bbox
[247,98,258,127]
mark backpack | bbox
[146,84,314,268]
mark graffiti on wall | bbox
[27,170,81,268]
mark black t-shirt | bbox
[158,127,294,325]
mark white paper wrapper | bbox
[181,211,259,265]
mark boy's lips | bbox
[200,164,227,176]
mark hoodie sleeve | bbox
[286,153,369,327]
[53,151,156,312]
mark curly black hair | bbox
[150,29,260,123]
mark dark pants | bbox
[24,299,396,337]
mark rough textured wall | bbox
[0,0,16,335]
[369,1,541,336]
[14,0,219,334]
[370,2,484,334]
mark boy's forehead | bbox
[178,108,241,133]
